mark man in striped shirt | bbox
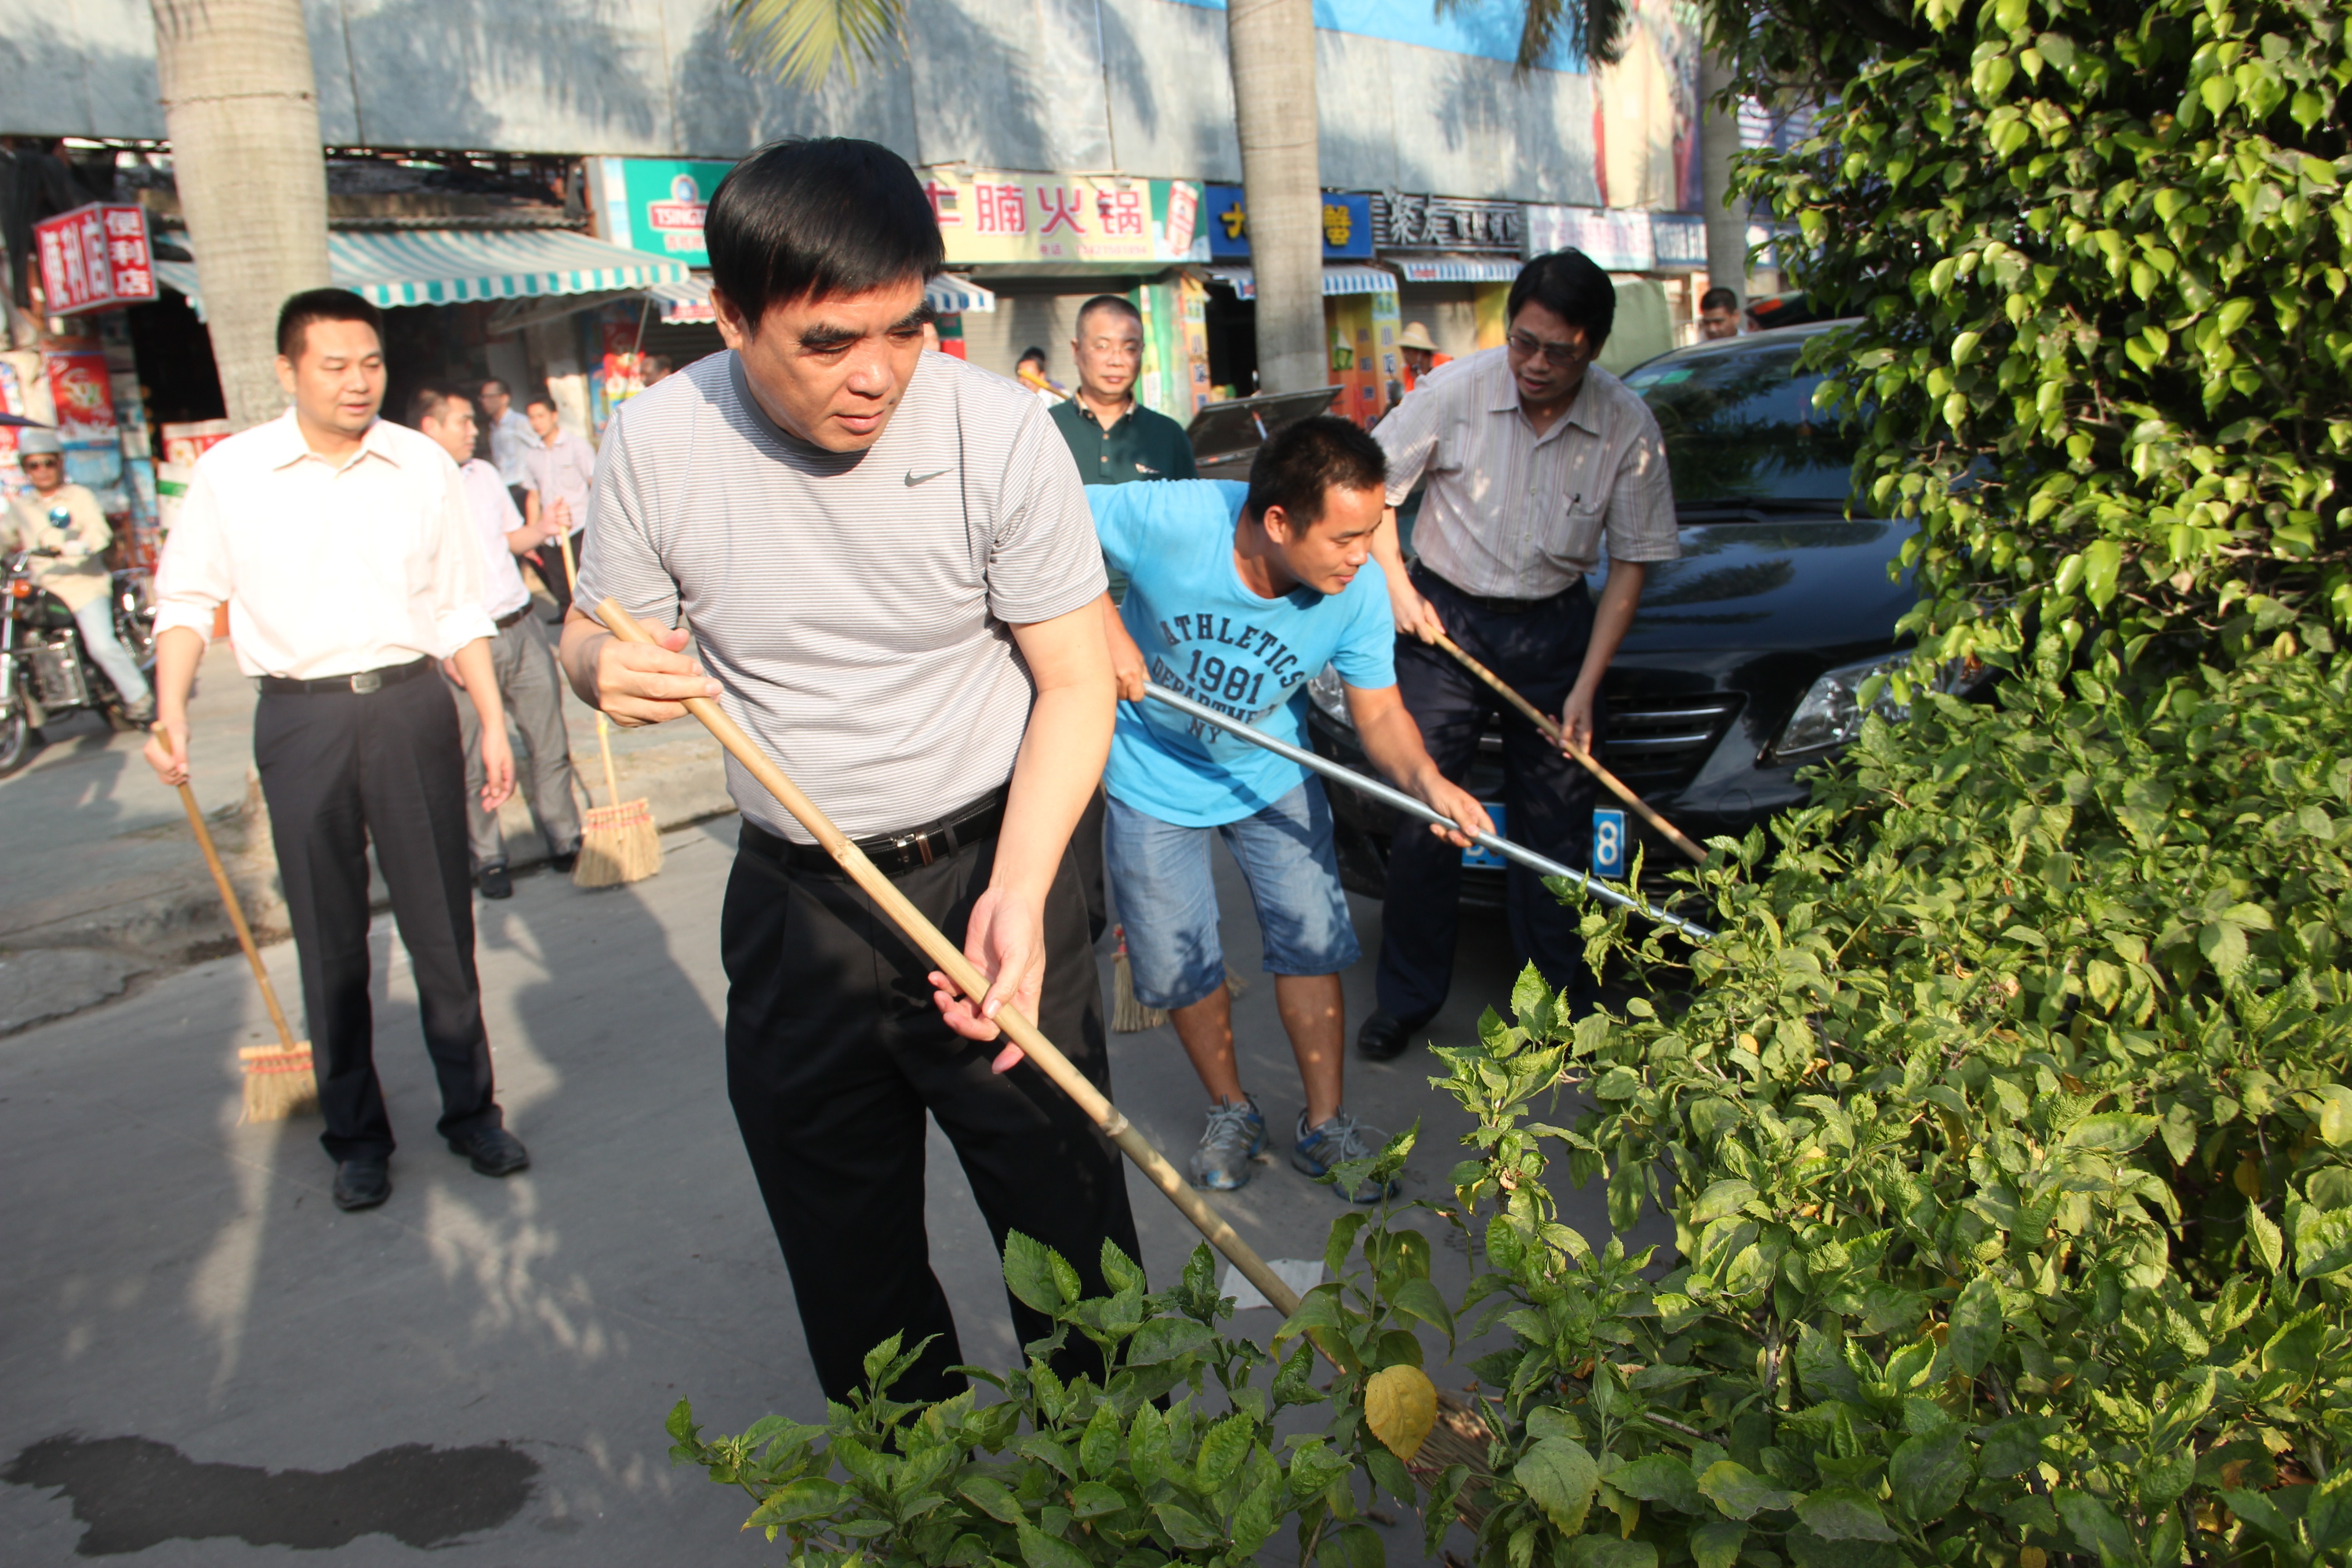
[1357,249,1681,1060]
[559,139,1131,1405]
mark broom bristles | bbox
[239,1043,318,1122]
[1110,925,1250,1033]
[574,798,663,887]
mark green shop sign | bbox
[589,157,740,269]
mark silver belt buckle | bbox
[349,669,382,694]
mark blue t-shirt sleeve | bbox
[1086,484,1149,575]
[1332,559,1397,690]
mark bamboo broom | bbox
[589,599,1308,1318]
[167,770,316,1121]
[558,526,661,888]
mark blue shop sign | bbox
[1204,186,1375,261]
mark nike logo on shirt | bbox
[904,467,953,485]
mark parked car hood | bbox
[1600,515,1920,656]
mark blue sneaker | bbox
[1292,1109,1397,1203]
[1189,1096,1267,1190]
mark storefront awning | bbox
[1391,256,1523,284]
[153,229,693,317]
[1204,265,1398,301]
[645,272,998,325]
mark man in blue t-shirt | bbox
[1087,417,1491,1201]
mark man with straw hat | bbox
[1394,321,1450,393]
[559,137,1133,1405]
[410,383,583,900]
[5,426,153,722]
[144,288,529,1214]
[1357,250,1679,1062]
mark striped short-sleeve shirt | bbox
[574,351,1108,844]
[1374,347,1680,600]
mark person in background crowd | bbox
[412,385,583,900]
[1395,321,1451,393]
[1699,287,1743,340]
[642,354,676,387]
[1357,249,1680,1062]
[1050,298,1194,486]
[1016,346,1064,403]
[521,394,596,617]
[147,288,528,1214]
[1084,418,1490,1202]
[559,137,1130,1406]
[478,378,539,513]
[4,427,153,722]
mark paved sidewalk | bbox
[0,629,731,1029]
[0,818,1650,1563]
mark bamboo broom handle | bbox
[173,777,302,1054]
[554,522,627,810]
[1431,632,1709,865]
[589,601,1306,1319]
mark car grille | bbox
[1602,695,1743,795]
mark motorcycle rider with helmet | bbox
[4,427,152,723]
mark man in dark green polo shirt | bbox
[1049,295,1197,488]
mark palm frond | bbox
[727,0,906,89]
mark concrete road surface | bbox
[0,816,1649,1563]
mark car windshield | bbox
[1625,343,1858,505]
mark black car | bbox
[1305,319,1920,904]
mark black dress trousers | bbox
[1375,564,1604,1022]
[252,669,502,1164]
[721,815,1141,1405]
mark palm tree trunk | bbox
[1700,49,1749,303]
[150,0,333,431]
[1226,0,1324,395]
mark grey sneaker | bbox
[1292,1108,1398,1203]
[1189,1095,1267,1190]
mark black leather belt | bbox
[1410,559,1580,617]
[741,786,1010,877]
[255,657,431,696]
[495,605,532,630]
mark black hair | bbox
[1076,294,1142,331]
[705,138,944,329]
[1506,250,1615,350]
[1245,415,1387,533]
[524,393,556,413]
[1700,285,1740,313]
[644,353,673,373]
[1017,346,1049,364]
[480,377,511,397]
[276,287,382,360]
[406,384,470,428]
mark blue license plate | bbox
[1592,808,1627,877]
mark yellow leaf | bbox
[2021,1549,2048,1568]
[1364,1364,1438,1461]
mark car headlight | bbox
[1306,663,1352,729]
[1774,652,1910,759]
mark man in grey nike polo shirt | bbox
[560,139,1131,1404]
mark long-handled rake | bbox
[589,600,1309,1317]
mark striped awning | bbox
[1391,255,1524,284]
[1204,265,1399,301]
[153,229,692,315]
[646,272,998,325]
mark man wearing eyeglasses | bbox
[1356,248,1679,1061]
[5,427,154,722]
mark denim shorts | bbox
[1103,781,1362,1011]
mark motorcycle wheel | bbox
[0,698,29,778]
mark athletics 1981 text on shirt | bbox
[1089,480,1395,828]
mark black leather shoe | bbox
[448,1126,530,1176]
[333,1159,391,1210]
[1356,1009,1435,1062]
[478,863,513,900]
[547,846,579,875]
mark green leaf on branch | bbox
[1517,1436,1602,1533]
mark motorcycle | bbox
[1,536,159,777]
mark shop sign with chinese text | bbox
[34,205,156,316]
[1371,193,1524,255]
[590,157,740,267]
[921,171,1210,266]
[1201,187,1375,261]
[1523,204,1656,271]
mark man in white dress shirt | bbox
[145,289,531,1213]
[520,395,596,617]
[413,385,583,900]
[479,377,539,513]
